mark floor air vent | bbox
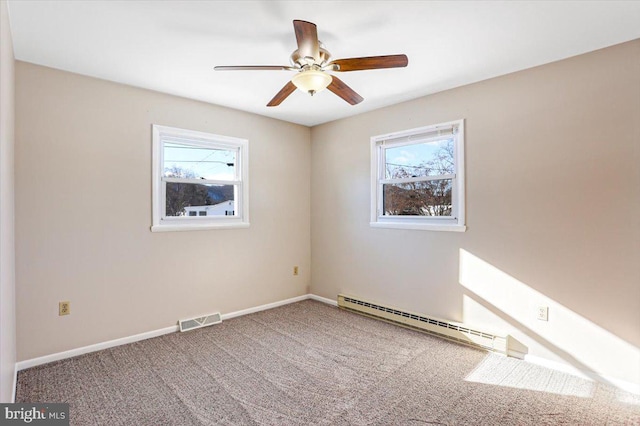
[179,312,222,332]
[337,294,509,355]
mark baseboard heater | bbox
[337,294,509,355]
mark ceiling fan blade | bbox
[214,65,293,71]
[293,20,320,61]
[267,81,297,107]
[329,54,408,72]
[327,76,364,105]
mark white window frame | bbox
[370,119,466,232]
[151,125,249,232]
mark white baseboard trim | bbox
[16,325,179,371]
[16,293,327,373]
[221,294,309,321]
[308,294,338,306]
[524,354,640,395]
[11,363,17,403]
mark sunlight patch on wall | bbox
[459,249,640,391]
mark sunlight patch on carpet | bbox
[616,389,640,406]
[465,353,595,398]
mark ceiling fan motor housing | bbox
[290,44,331,68]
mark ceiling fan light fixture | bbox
[292,69,332,95]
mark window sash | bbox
[379,177,455,218]
[379,136,455,180]
[376,144,458,219]
[380,174,456,185]
[161,140,240,181]
[370,119,465,230]
[377,183,457,219]
[162,177,242,186]
[152,124,249,231]
[161,181,242,220]
[160,142,242,221]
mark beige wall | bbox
[15,62,311,361]
[311,40,640,386]
[12,35,640,389]
[0,0,16,402]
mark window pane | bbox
[165,183,236,217]
[385,139,454,179]
[164,143,236,180]
[383,179,452,216]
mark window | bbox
[370,119,465,231]
[152,125,249,232]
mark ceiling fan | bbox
[214,20,408,107]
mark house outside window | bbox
[370,119,465,232]
[151,125,249,232]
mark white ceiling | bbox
[6,1,640,127]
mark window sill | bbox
[151,222,250,232]
[370,222,466,232]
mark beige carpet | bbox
[16,300,640,425]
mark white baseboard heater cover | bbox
[179,312,222,332]
[337,294,509,355]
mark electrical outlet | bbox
[537,306,548,321]
[293,266,299,276]
[59,301,70,316]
